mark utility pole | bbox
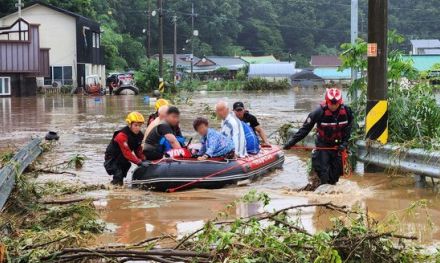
[366,0,388,144]
[190,2,196,81]
[351,0,359,85]
[158,0,164,92]
[173,15,177,85]
[146,0,151,58]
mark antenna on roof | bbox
[15,0,24,18]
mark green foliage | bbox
[1,175,105,262]
[135,58,172,92]
[339,33,440,149]
[243,78,291,91]
[0,150,14,168]
[67,154,86,169]
[180,192,438,262]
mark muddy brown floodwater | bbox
[1,89,440,246]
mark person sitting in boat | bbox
[233,101,270,147]
[143,106,184,160]
[142,104,169,149]
[193,117,235,161]
[104,112,147,186]
[215,101,247,157]
[147,99,170,125]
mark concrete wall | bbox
[1,4,77,87]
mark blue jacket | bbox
[199,128,235,157]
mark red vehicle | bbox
[84,75,103,95]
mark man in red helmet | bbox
[283,88,353,190]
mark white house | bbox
[0,1,105,89]
[410,39,440,55]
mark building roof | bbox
[206,56,247,70]
[158,54,200,68]
[410,39,440,49]
[0,1,99,28]
[240,55,279,64]
[248,63,296,77]
[310,55,342,67]
[291,70,324,81]
[402,55,440,71]
[313,68,351,80]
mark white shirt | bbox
[221,112,247,157]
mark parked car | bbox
[106,73,139,95]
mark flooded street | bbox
[1,89,440,246]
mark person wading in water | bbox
[104,112,148,186]
[283,88,353,191]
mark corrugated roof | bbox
[241,55,279,64]
[410,39,440,49]
[313,68,351,80]
[310,55,341,67]
[402,55,440,71]
[248,63,296,77]
[206,56,247,70]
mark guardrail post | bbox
[414,175,427,188]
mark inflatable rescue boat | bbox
[132,145,284,191]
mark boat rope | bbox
[166,150,280,193]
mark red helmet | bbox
[325,88,343,105]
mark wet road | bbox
[1,89,439,245]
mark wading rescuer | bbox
[104,112,147,186]
[283,88,353,190]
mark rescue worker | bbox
[104,112,147,186]
[148,99,170,125]
[283,88,353,190]
[233,101,270,146]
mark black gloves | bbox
[283,142,295,150]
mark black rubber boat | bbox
[132,145,285,191]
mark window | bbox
[0,77,11,95]
[92,32,96,48]
[96,33,100,48]
[43,66,73,86]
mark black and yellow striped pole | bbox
[366,0,388,144]
[158,78,165,93]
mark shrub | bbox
[243,78,290,91]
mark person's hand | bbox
[261,142,271,148]
[283,143,294,150]
[140,161,151,167]
[197,155,208,161]
[337,144,346,151]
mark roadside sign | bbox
[367,43,378,57]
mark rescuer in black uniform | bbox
[283,88,353,190]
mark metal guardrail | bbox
[0,138,43,211]
[287,128,440,178]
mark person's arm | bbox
[135,145,146,161]
[164,134,182,149]
[340,106,354,149]
[198,137,207,156]
[283,108,321,149]
[255,125,269,145]
[114,133,142,164]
